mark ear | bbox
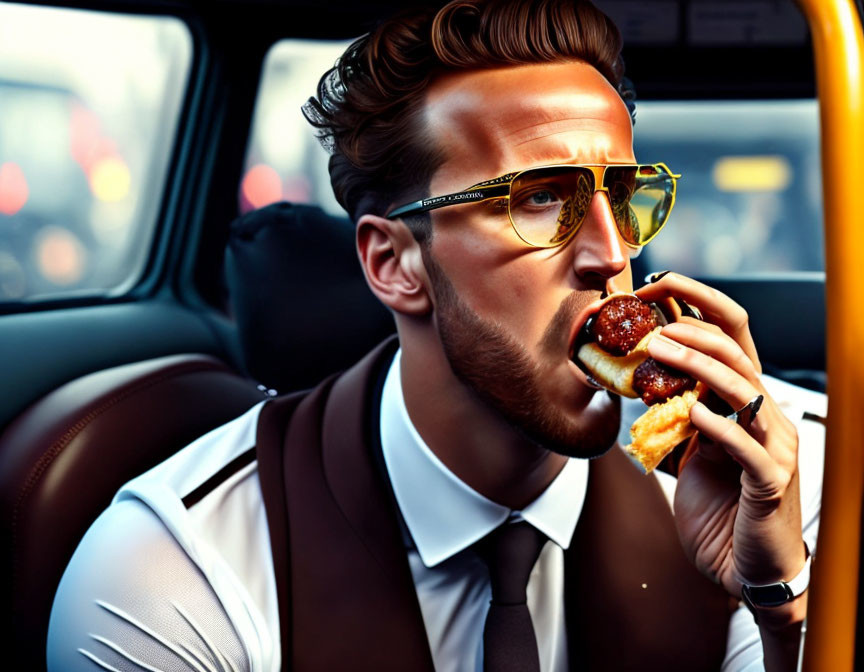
[356,214,432,316]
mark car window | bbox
[0,3,192,303]
[244,40,822,278]
[634,100,822,277]
[241,39,352,218]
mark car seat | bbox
[0,201,394,670]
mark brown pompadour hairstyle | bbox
[303,0,635,238]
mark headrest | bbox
[225,202,395,393]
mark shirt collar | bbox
[380,349,589,568]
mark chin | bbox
[429,258,622,459]
[521,389,622,459]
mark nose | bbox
[570,191,630,291]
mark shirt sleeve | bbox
[47,498,251,672]
[720,403,825,672]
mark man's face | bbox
[421,61,636,458]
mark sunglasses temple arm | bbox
[388,184,509,219]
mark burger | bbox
[573,294,702,472]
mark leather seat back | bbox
[0,354,267,670]
[0,202,397,670]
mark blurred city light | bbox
[69,102,103,170]
[0,3,191,301]
[241,163,283,210]
[712,155,793,192]
[0,162,29,216]
[242,40,352,217]
[89,156,131,202]
[36,226,86,285]
[283,175,312,203]
[632,100,821,275]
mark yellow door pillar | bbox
[796,0,864,669]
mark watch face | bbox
[744,582,795,608]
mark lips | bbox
[566,297,617,390]
[567,297,609,363]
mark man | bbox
[48,1,823,670]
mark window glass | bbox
[0,3,192,302]
[245,39,823,277]
[242,40,351,217]
[634,100,823,276]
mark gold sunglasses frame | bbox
[387,162,681,248]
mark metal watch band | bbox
[741,544,812,612]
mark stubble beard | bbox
[424,252,621,459]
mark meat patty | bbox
[632,357,697,405]
[592,295,657,356]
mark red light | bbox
[241,164,282,211]
[0,163,29,216]
[284,176,311,203]
[69,103,102,170]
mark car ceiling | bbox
[7,0,828,99]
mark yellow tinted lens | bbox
[509,167,594,247]
[605,165,676,245]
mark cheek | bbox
[429,212,514,304]
[430,225,563,338]
[431,232,506,309]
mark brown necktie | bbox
[474,521,549,672]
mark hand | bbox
[635,274,807,623]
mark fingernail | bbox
[645,270,672,283]
[675,298,703,320]
[690,401,710,420]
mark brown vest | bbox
[256,339,735,671]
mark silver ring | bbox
[728,394,764,428]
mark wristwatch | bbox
[741,544,812,618]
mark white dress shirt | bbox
[47,349,825,672]
[381,348,587,672]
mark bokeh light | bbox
[284,176,312,203]
[712,155,792,192]
[36,226,86,285]
[241,163,283,210]
[0,162,29,216]
[0,3,192,301]
[89,156,131,202]
[69,102,102,170]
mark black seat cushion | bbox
[226,202,395,392]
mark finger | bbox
[636,273,761,373]
[647,333,761,412]
[658,322,761,385]
[689,402,778,482]
[677,315,723,334]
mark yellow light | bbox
[711,155,792,192]
[89,156,131,202]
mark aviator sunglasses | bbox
[387,163,680,249]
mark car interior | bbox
[0,0,861,670]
